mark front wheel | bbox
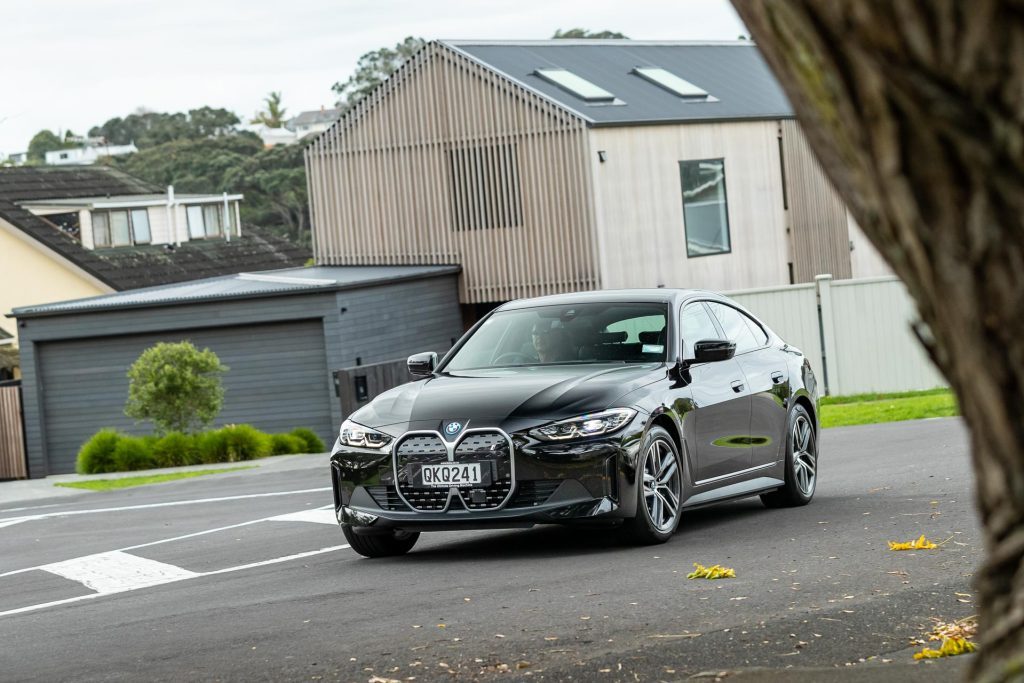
[622,426,683,545]
[761,404,817,508]
[342,525,419,558]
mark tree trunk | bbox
[729,2,1024,680]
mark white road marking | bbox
[0,545,350,619]
[0,487,331,527]
[42,551,199,594]
[268,509,338,525]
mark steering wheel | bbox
[493,351,532,365]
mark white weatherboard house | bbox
[306,40,890,318]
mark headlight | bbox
[530,408,637,441]
[338,419,393,449]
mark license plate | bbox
[418,463,482,488]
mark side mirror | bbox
[407,351,438,377]
[692,339,736,363]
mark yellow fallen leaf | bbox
[913,637,977,659]
[888,534,938,550]
[687,563,736,579]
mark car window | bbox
[706,302,760,354]
[680,303,721,359]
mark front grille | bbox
[365,485,408,511]
[395,434,451,511]
[508,480,561,508]
[453,431,513,510]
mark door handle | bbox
[731,380,745,393]
[771,371,785,384]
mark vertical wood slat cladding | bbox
[306,43,599,303]
[781,120,852,281]
[0,385,27,479]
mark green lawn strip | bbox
[821,390,958,429]
[53,466,256,491]
[819,387,951,406]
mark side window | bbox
[707,303,760,354]
[680,303,721,359]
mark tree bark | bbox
[729,2,1024,680]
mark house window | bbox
[92,209,153,248]
[680,158,731,257]
[447,143,523,231]
[186,203,236,239]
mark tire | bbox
[622,426,683,545]
[342,524,419,558]
[761,404,817,508]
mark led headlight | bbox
[338,419,393,449]
[530,408,637,441]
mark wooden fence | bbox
[335,358,418,420]
[0,383,27,479]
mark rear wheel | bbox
[342,525,419,558]
[761,404,817,508]
[622,426,683,545]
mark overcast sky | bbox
[0,0,746,154]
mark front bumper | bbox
[330,421,644,533]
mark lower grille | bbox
[508,480,561,508]
[453,431,513,510]
[365,485,408,511]
[395,434,451,511]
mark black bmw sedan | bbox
[330,289,820,557]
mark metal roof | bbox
[445,40,793,126]
[11,264,461,318]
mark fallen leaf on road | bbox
[687,563,736,579]
[368,677,401,683]
[928,616,978,641]
[888,535,938,550]
[648,633,701,639]
[914,637,977,659]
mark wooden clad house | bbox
[306,40,888,318]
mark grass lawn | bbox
[54,466,256,491]
[821,388,958,428]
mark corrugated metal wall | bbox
[728,276,946,395]
[306,42,599,304]
[0,384,27,479]
[781,120,852,282]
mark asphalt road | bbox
[0,418,980,682]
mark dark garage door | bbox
[38,320,332,474]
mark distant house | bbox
[306,40,890,318]
[241,123,298,148]
[45,141,139,166]
[5,152,28,166]
[286,107,342,138]
[0,166,310,345]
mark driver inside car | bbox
[530,319,575,363]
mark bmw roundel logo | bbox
[445,421,463,436]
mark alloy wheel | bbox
[642,438,681,532]
[792,414,816,496]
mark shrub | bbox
[77,429,123,474]
[270,433,306,455]
[200,425,270,462]
[289,427,325,453]
[112,436,156,471]
[151,432,200,468]
[124,341,228,434]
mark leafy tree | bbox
[552,28,629,39]
[124,341,228,434]
[88,109,236,148]
[730,2,1024,679]
[332,37,425,111]
[251,91,287,128]
[26,129,67,162]
[187,107,240,138]
[223,142,309,243]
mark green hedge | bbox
[76,425,326,474]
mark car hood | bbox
[349,363,665,430]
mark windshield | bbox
[444,302,669,371]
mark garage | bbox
[12,265,463,476]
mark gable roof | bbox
[289,108,343,127]
[12,264,461,317]
[0,166,160,202]
[444,40,793,126]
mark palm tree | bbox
[251,92,287,128]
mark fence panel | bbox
[0,384,27,479]
[336,358,417,420]
[727,282,824,386]
[827,277,945,395]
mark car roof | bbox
[497,288,726,311]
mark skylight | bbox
[633,67,709,99]
[534,68,615,102]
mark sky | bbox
[0,0,746,155]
